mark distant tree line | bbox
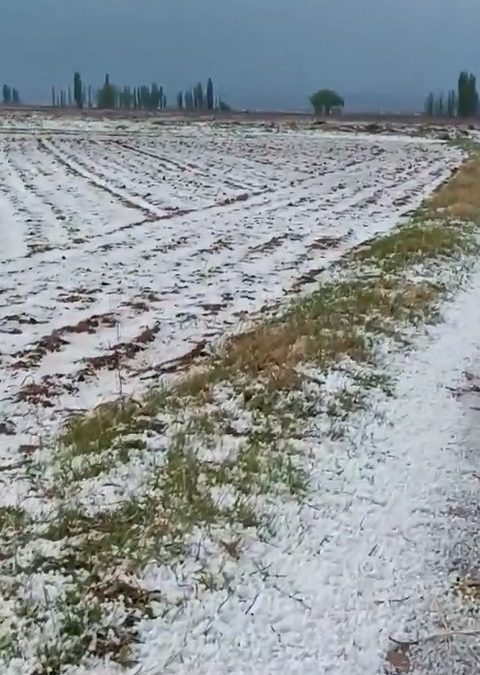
[425,71,478,118]
[51,73,167,110]
[176,78,230,111]
[96,74,168,110]
[50,72,230,112]
[2,85,20,105]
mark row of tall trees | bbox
[177,78,229,111]
[52,82,93,108]
[425,71,478,118]
[177,79,213,110]
[50,72,228,111]
[424,91,458,117]
[2,85,20,105]
[457,71,478,117]
[96,75,168,110]
[51,73,168,110]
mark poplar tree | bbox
[73,72,83,108]
[424,92,434,116]
[185,89,194,110]
[97,74,117,109]
[2,85,11,104]
[206,78,214,110]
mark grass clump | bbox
[60,399,143,457]
[0,506,26,533]
[429,158,480,222]
[220,277,440,385]
[353,222,474,273]
[42,399,308,583]
[10,583,140,672]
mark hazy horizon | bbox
[2,0,480,111]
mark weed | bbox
[60,398,142,457]
[33,586,137,672]
[0,506,26,532]
[353,222,474,273]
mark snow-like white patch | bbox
[0,119,461,497]
[129,264,480,674]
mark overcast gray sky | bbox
[2,0,479,110]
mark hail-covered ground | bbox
[1,112,480,674]
[0,116,456,462]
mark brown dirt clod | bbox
[385,644,411,673]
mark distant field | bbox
[0,104,476,126]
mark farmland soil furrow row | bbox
[39,138,161,217]
[0,120,461,518]
[0,133,458,418]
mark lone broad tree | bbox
[310,89,345,115]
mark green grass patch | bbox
[47,419,306,568]
[0,506,26,533]
[9,582,140,672]
[352,222,475,273]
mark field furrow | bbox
[0,130,459,454]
